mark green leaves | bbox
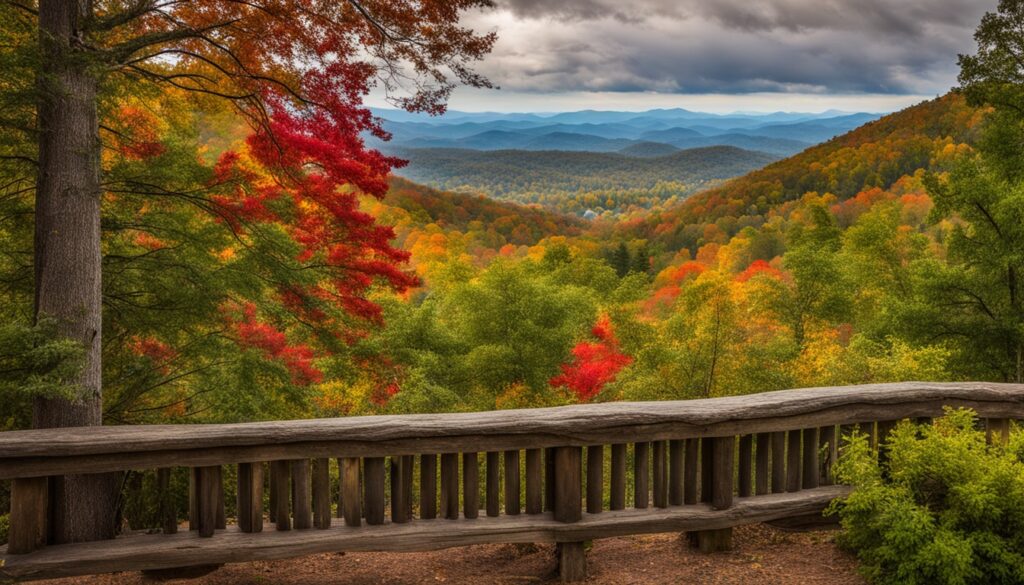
[832,409,1024,585]
[0,316,85,402]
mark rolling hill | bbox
[622,94,986,251]
[391,146,778,215]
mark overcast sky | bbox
[368,0,995,114]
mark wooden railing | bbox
[1,382,1022,582]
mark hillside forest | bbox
[5,0,1024,436]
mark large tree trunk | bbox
[34,0,118,544]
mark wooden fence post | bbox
[554,446,585,582]
[237,462,264,533]
[7,476,48,554]
[698,436,735,552]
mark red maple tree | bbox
[551,316,633,402]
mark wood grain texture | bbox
[486,452,500,518]
[525,449,542,515]
[634,442,650,509]
[313,459,331,529]
[341,458,361,528]
[391,457,409,524]
[609,444,626,511]
[754,433,769,496]
[237,463,263,534]
[2,383,1020,479]
[669,440,684,506]
[157,468,177,535]
[553,447,582,524]
[786,430,801,493]
[272,461,291,532]
[463,452,479,520]
[801,428,819,490]
[586,445,603,514]
[7,477,47,554]
[652,441,667,508]
[291,460,312,530]
[683,439,698,505]
[420,454,437,520]
[504,450,521,516]
[440,453,459,520]
[738,435,753,498]
[364,458,385,526]
[558,542,586,582]
[0,486,851,581]
[770,431,786,494]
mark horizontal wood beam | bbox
[0,382,1022,479]
[0,486,848,581]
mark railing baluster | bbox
[698,436,735,552]
[215,466,226,530]
[544,447,555,512]
[786,430,801,492]
[653,441,667,508]
[364,457,385,525]
[292,460,312,529]
[420,454,438,519]
[738,434,753,498]
[683,438,698,505]
[391,456,409,524]
[610,443,626,510]
[587,445,603,514]
[272,460,291,531]
[238,462,264,533]
[312,458,331,529]
[877,420,897,470]
[525,448,542,514]
[341,457,361,527]
[770,431,786,493]
[197,465,220,537]
[755,433,770,496]
[189,467,198,530]
[486,451,501,517]
[463,452,479,519]
[403,455,414,519]
[157,467,177,534]
[988,418,1010,445]
[268,462,278,524]
[342,456,350,522]
[504,450,521,515]
[802,428,819,490]
[7,476,48,554]
[700,437,712,503]
[634,441,650,509]
[554,446,585,581]
[441,453,460,519]
[819,426,836,486]
[669,439,684,506]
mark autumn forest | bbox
[4,0,1024,583]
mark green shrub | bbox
[0,513,8,546]
[830,408,1024,585]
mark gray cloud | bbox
[469,0,995,95]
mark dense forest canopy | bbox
[8,0,1024,563]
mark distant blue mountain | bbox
[367,106,882,158]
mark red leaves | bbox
[551,316,632,402]
[110,106,166,160]
[229,303,323,386]
[735,260,785,283]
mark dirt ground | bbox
[40,524,863,585]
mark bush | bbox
[830,408,1024,584]
[0,513,8,546]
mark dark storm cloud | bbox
[473,0,994,95]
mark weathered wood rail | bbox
[1,381,1022,582]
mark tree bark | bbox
[34,0,118,544]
